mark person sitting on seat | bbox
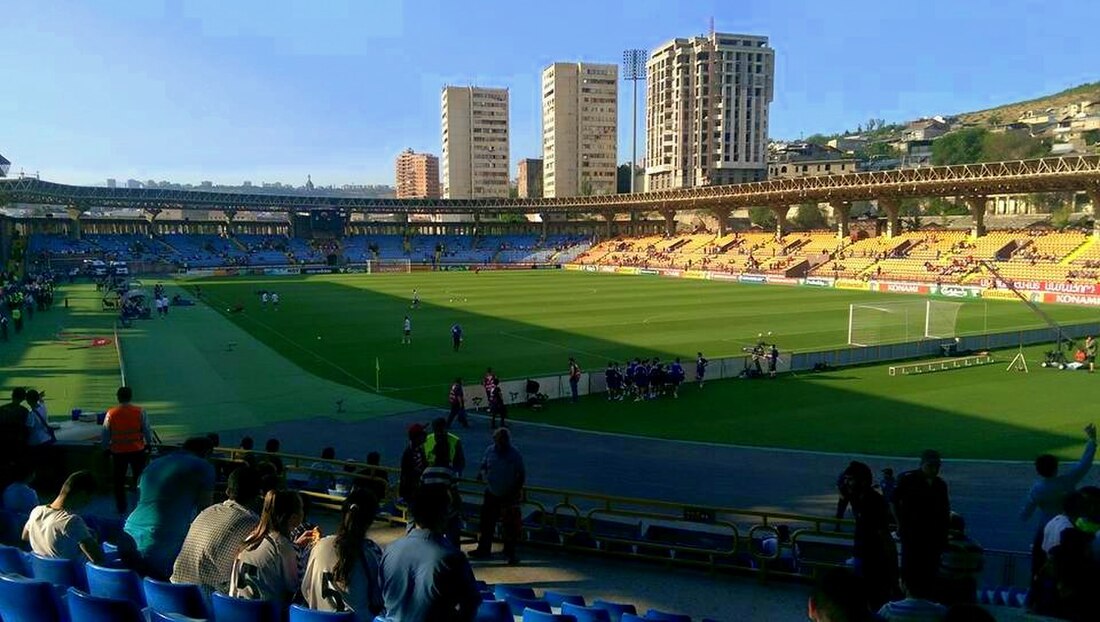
[23,470,104,564]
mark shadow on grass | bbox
[172,275,1094,459]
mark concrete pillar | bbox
[878,198,901,238]
[66,206,83,240]
[661,208,676,236]
[602,209,616,238]
[831,200,852,240]
[1088,189,1100,239]
[712,208,731,237]
[964,196,987,238]
[769,205,790,238]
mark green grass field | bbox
[6,273,1098,459]
[173,270,1100,459]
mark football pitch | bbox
[171,270,1099,459]
[5,273,1098,459]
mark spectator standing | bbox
[22,470,104,565]
[471,428,525,565]
[398,424,427,502]
[171,467,263,600]
[568,357,581,403]
[488,383,507,430]
[102,386,153,515]
[1021,424,1095,582]
[421,424,464,548]
[1086,335,1096,373]
[893,449,951,590]
[301,490,384,621]
[842,461,898,609]
[124,437,216,579]
[230,490,315,612]
[0,388,30,482]
[380,486,481,622]
[263,438,285,477]
[353,451,388,502]
[423,418,465,478]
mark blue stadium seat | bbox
[591,600,638,622]
[479,590,496,601]
[562,602,611,622]
[621,615,647,622]
[474,579,490,591]
[0,573,68,622]
[288,604,357,621]
[0,543,29,575]
[645,609,691,622]
[494,584,537,600]
[143,577,209,619]
[506,596,552,616]
[67,587,144,622]
[212,592,280,622]
[544,591,586,608]
[29,552,87,590]
[84,563,145,606]
[476,599,513,622]
[522,610,576,622]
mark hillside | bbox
[956,81,1100,127]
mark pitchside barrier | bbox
[465,322,1100,407]
[206,447,1031,588]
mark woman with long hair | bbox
[230,489,315,610]
[301,490,383,620]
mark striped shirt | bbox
[939,532,983,580]
[171,500,258,599]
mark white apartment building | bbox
[441,86,510,199]
[645,32,775,191]
[541,62,618,197]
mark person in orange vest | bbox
[102,386,152,515]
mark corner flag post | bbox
[375,357,381,392]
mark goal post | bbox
[848,300,965,347]
[924,300,965,339]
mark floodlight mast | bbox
[622,49,647,194]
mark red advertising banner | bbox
[875,281,932,295]
[1044,292,1100,306]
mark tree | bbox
[857,142,900,161]
[987,113,1003,127]
[1082,129,1100,146]
[1051,204,1074,229]
[792,203,827,230]
[749,207,776,229]
[804,133,833,146]
[924,198,969,216]
[981,131,1048,161]
[1033,192,1076,214]
[931,128,986,165]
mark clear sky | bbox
[2,0,1097,187]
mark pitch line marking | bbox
[498,331,607,360]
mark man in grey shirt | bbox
[470,428,525,565]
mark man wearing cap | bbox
[893,449,951,589]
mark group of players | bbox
[602,354,709,401]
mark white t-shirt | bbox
[24,505,94,562]
[404,319,411,332]
[271,293,279,304]
[301,535,383,622]
[26,404,53,446]
[1042,514,1075,553]
[230,533,298,610]
[262,293,270,303]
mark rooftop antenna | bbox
[709,16,715,37]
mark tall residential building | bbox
[517,158,544,198]
[106,178,116,188]
[645,32,775,191]
[441,86,509,198]
[541,62,618,197]
[395,148,441,199]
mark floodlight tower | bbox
[622,49,647,194]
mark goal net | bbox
[365,259,412,274]
[847,300,964,346]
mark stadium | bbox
[5,3,1100,619]
[2,155,1100,620]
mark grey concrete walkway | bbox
[218,406,1086,553]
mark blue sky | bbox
[2,0,1097,186]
